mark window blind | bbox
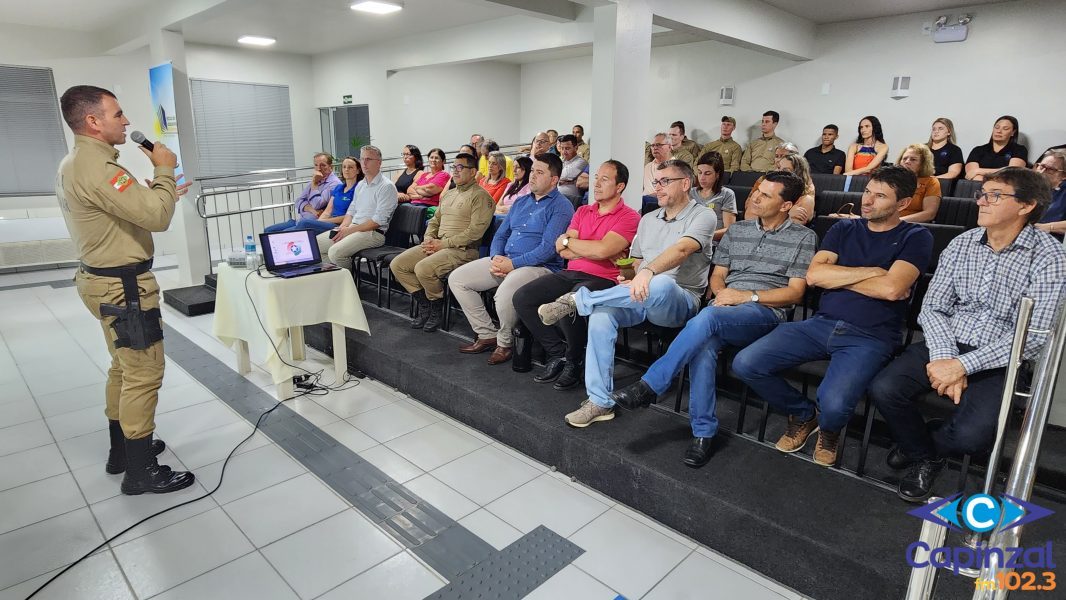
[0,65,67,196]
[190,79,295,178]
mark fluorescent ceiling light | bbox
[238,35,276,46]
[351,1,403,15]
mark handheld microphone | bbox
[130,131,154,152]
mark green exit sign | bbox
[342,95,352,105]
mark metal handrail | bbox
[195,179,311,219]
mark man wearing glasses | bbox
[1034,150,1066,235]
[391,152,495,332]
[317,145,397,271]
[537,159,716,428]
[643,133,693,202]
[870,167,1066,502]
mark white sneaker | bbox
[565,400,615,428]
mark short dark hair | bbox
[657,159,695,184]
[482,140,500,152]
[454,152,477,169]
[869,165,917,202]
[557,134,577,146]
[670,121,686,134]
[696,151,725,194]
[546,129,558,136]
[534,152,563,178]
[762,170,804,204]
[60,85,116,132]
[603,159,629,189]
[823,124,839,133]
[572,124,584,134]
[985,167,1052,224]
[763,110,780,123]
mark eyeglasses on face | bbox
[451,164,476,172]
[1035,163,1063,174]
[651,177,686,188]
[974,190,1020,205]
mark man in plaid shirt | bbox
[870,167,1066,503]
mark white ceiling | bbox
[762,0,1012,24]
[0,0,146,32]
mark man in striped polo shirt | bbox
[609,171,817,467]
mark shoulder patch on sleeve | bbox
[109,170,133,192]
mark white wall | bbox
[519,0,1066,162]
[519,56,593,143]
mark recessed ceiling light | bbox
[351,1,403,15]
[238,35,276,46]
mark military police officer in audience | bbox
[56,85,195,496]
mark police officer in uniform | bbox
[56,85,194,495]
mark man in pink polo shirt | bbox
[513,160,640,390]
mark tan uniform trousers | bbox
[390,245,479,301]
[316,229,385,271]
[74,270,164,440]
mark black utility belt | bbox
[81,259,162,350]
[80,258,153,278]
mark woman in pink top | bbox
[407,148,451,207]
[479,151,511,202]
[496,156,532,215]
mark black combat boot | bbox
[120,435,195,495]
[411,290,430,329]
[423,299,445,333]
[105,420,165,474]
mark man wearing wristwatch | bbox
[608,171,816,466]
[537,159,716,429]
[513,160,640,390]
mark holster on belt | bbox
[81,259,163,350]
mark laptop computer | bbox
[259,229,339,278]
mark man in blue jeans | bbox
[538,159,716,428]
[609,171,816,466]
[733,166,933,466]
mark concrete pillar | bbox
[590,0,652,210]
[148,30,209,287]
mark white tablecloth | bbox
[212,264,369,385]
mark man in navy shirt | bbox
[733,166,933,466]
[448,153,574,365]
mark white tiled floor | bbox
[0,261,808,599]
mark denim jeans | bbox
[576,275,700,408]
[732,315,894,433]
[264,217,336,235]
[868,341,1006,459]
[643,303,780,438]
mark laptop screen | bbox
[259,229,322,270]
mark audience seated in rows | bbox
[572,125,590,162]
[803,124,846,175]
[732,166,933,466]
[479,151,511,203]
[392,151,495,333]
[513,160,640,390]
[966,115,1028,180]
[394,145,423,203]
[897,144,942,223]
[644,133,693,200]
[843,116,889,176]
[449,153,574,364]
[744,151,815,225]
[928,118,964,179]
[1035,150,1066,235]
[669,120,702,160]
[610,171,817,466]
[265,152,341,233]
[267,155,361,235]
[740,111,785,172]
[537,159,717,428]
[496,156,532,215]
[689,151,737,243]
[556,135,589,206]
[870,167,1066,502]
[406,148,451,209]
[317,145,398,271]
[478,139,515,181]
[699,116,743,173]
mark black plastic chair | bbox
[921,223,965,273]
[728,171,765,188]
[354,204,427,307]
[846,175,870,193]
[952,179,984,201]
[810,173,846,193]
[815,190,861,216]
[934,197,979,229]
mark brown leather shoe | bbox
[487,346,513,365]
[459,338,497,354]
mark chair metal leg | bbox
[956,454,972,494]
[758,400,770,442]
[673,365,687,413]
[735,385,750,434]
[620,328,631,359]
[856,396,876,477]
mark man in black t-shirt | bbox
[804,124,846,175]
[733,166,932,467]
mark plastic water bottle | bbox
[244,235,257,269]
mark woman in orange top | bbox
[844,116,889,175]
[897,144,941,223]
[479,151,511,202]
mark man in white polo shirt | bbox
[317,145,398,271]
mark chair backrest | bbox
[815,190,862,216]
[952,179,984,200]
[729,171,765,188]
[721,171,733,185]
[811,173,846,192]
[934,196,979,228]
[905,273,935,334]
[385,204,427,247]
[937,178,956,197]
[479,215,505,257]
[846,175,870,192]
[811,215,839,244]
[726,185,750,215]
[920,223,965,273]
